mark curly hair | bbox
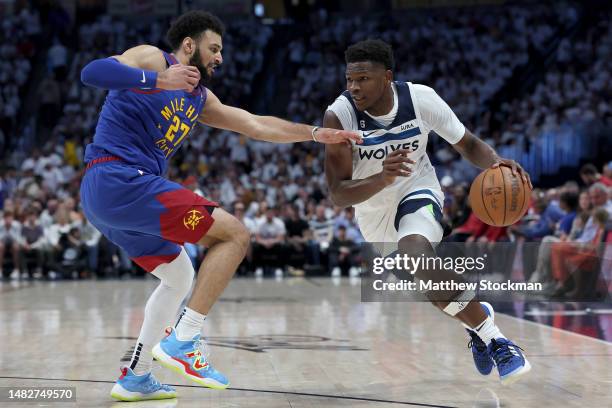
[345,39,394,70]
[166,11,225,51]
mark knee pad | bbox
[151,247,195,296]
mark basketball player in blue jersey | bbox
[79,11,361,401]
[324,40,533,385]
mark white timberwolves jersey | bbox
[327,82,465,242]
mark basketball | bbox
[469,165,532,227]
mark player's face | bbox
[345,62,391,111]
[190,30,223,84]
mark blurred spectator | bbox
[529,191,580,288]
[253,207,286,276]
[549,183,611,296]
[0,210,22,278]
[283,203,310,275]
[20,208,45,278]
[511,195,564,240]
[308,204,334,270]
[77,217,102,275]
[551,208,609,298]
[329,225,358,277]
[580,163,612,187]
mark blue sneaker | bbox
[110,367,176,401]
[466,302,495,375]
[488,338,532,385]
[152,328,229,389]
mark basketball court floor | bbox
[1,277,610,407]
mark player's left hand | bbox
[492,158,532,189]
[314,128,363,145]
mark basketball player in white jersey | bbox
[324,39,533,385]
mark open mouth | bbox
[352,96,366,105]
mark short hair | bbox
[166,11,225,51]
[559,191,578,211]
[345,39,394,70]
[589,182,609,194]
[580,163,598,176]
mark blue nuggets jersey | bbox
[84,52,206,175]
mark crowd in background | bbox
[0,4,610,300]
[0,3,40,154]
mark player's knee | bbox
[399,234,433,257]
[152,248,195,295]
[232,224,251,256]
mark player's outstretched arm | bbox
[80,45,200,92]
[453,130,532,189]
[324,111,414,208]
[198,90,362,144]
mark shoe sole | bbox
[152,344,229,390]
[110,383,177,401]
[500,358,532,386]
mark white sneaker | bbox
[331,267,341,277]
[10,269,20,280]
[349,267,360,277]
[274,268,283,278]
[255,267,263,277]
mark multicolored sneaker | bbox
[466,302,495,375]
[110,367,177,401]
[152,328,229,389]
[488,338,532,385]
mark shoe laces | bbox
[467,331,487,352]
[145,370,173,392]
[194,337,211,361]
[490,339,523,367]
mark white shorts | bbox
[356,188,444,244]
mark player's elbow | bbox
[329,189,351,208]
[80,60,98,87]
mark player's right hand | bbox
[156,64,201,92]
[378,148,415,186]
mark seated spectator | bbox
[76,217,102,276]
[283,204,309,276]
[329,225,358,277]
[233,201,255,275]
[252,207,286,277]
[551,208,609,298]
[45,208,73,279]
[308,204,334,271]
[20,208,45,278]
[447,211,487,242]
[512,196,565,241]
[529,191,579,287]
[0,210,23,278]
[549,183,611,296]
[580,163,612,187]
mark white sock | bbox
[175,307,206,341]
[474,316,505,345]
[129,342,154,376]
[129,248,195,375]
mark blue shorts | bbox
[80,158,217,272]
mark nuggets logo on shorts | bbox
[184,209,205,230]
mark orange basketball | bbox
[468,166,531,227]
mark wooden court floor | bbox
[0,277,610,407]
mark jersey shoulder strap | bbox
[341,81,417,131]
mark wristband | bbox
[311,126,320,142]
